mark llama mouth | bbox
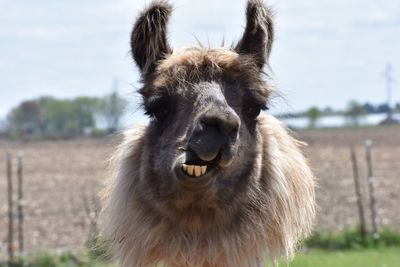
[179,151,221,178]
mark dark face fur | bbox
[131,0,274,222]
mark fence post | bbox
[6,153,14,265]
[17,152,24,255]
[350,146,367,244]
[365,140,379,242]
[82,192,99,240]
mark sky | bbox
[1,0,399,122]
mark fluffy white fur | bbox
[101,115,315,267]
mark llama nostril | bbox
[224,121,239,138]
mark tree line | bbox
[304,100,400,128]
[5,92,126,139]
[2,97,399,139]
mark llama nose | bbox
[200,112,240,139]
[188,110,240,164]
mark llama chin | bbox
[100,1,316,266]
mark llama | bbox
[101,0,316,266]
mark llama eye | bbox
[144,96,174,122]
[246,107,261,119]
[152,107,170,121]
[245,104,267,120]
[145,105,170,122]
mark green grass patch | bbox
[0,252,115,267]
[2,248,400,267]
[305,227,400,250]
[2,229,399,267]
[278,247,400,267]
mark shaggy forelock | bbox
[140,47,272,101]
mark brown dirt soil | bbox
[0,126,399,256]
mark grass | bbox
[2,229,399,267]
[278,247,400,267]
[305,227,400,250]
[2,248,400,267]
[0,251,115,267]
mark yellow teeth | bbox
[187,165,194,176]
[182,164,207,177]
[194,166,202,177]
[201,165,207,174]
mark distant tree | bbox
[7,96,102,139]
[72,97,101,133]
[7,100,45,138]
[0,119,6,138]
[43,97,101,137]
[363,102,375,114]
[305,107,321,128]
[345,100,366,126]
[322,106,334,115]
[395,102,400,113]
[100,91,127,133]
[376,103,391,114]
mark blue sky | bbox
[1,0,399,122]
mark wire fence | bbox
[0,135,399,261]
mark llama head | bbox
[130,0,274,203]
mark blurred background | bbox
[0,0,399,266]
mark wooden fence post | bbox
[350,146,367,243]
[365,140,379,242]
[17,152,24,255]
[82,192,99,240]
[6,153,14,265]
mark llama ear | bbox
[131,1,173,75]
[235,0,274,69]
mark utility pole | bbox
[384,62,393,117]
[113,77,119,92]
[111,78,119,132]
